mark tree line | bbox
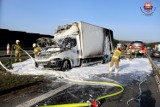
[0,29,52,50]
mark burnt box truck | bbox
[35,21,114,71]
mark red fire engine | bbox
[127,41,146,54]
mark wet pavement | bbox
[101,75,160,107]
[33,72,160,107]
[0,81,67,107]
[32,85,111,107]
[0,73,160,107]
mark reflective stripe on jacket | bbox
[33,47,41,55]
[112,49,121,59]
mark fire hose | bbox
[127,79,146,107]
[9,44,34,61]
[39,78,124,107]
[0,44,35,72]
[0,45,124,107]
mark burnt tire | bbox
[61,60,71,71]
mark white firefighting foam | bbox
[9,58,152,84]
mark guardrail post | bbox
[146,54,160,92]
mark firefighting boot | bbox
[109,67,113,72]
[115,68,118,74]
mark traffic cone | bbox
[7,43,10,55]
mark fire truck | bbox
[128,41,146,54]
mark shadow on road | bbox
[140,90,156,107]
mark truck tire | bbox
[102,56,107,64]
[102,59,106,64]
[61,60,71,71]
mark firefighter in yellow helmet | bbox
[109,47,122,74]
[33,43,41,57]
[14,40,22,62]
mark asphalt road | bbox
[1,73,159,107]
[101,75,160,107]
[0,53,160,107]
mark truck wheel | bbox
[102,56,107,64]
[102,59,106,64]
[61,60,71,71]
[102,57,107,64]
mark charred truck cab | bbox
[35,21,114,71]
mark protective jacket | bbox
[110,49,122,69]
[112,49,122,59]
[33,47,41,56]
[14,44,22,62]
[143,48,147,54]
[14,44,22,53]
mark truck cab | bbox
[35,24,80,71]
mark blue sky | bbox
[0,0,160,42]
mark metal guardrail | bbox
[0,50,34,60]
[0,55,33,69]
[0,56,32,60]
[0,50,33,57]
[0,50,34,70]
[147,54,160,92]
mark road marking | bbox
[16,84,72,107]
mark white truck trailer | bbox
[35,21,114,71]
[155,44,160,51]
[157,44,160,52]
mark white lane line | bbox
[16,84,72,107]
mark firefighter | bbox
[126,45,132,60]
[109,47,122,74]
[143,47,147,57]
[134,48,138,58]
[14,40,22,62]
[33,43,41,57]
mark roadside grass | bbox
[0,51,46,92]
[0,63,44,92]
